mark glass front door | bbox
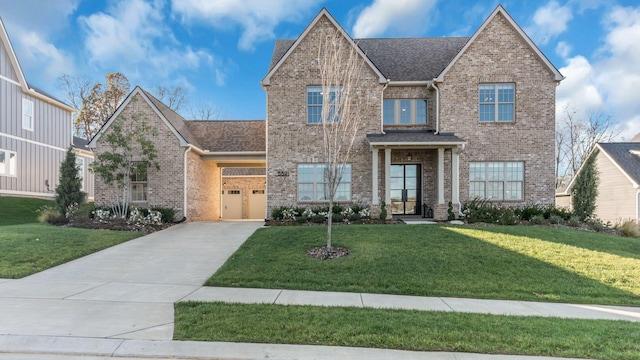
[390,164,421,215]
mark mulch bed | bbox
[65,218,174,234]
[306,246,352,260]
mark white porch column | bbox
[384,148,391,207]
[452,148,460,205]
[437,148,444,204]
[371,147,379,205]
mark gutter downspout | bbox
[381,80,390,134]
[183,146,192,220]
[429,79,440,135]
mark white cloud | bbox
[16,32,75,82]
[352,0,437,38]
[0,0,79,34]
[555,41,572,58]
[80,0,216,83]
[527,0,573,45]
[556,5,640,142]
[171,0,322,51]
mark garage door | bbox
[249,189,266,219]
[222,189,242,219]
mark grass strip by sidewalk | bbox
[0,223,141,278]
[206,225,640,306]
[175,302,640,360]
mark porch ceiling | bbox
[366,131,466,148]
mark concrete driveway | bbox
[0,221,263,340]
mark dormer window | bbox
[383,99,427,125]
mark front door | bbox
[390,164,421,215]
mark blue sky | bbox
[1,0,639,139]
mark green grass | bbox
[175,302,640,360]
[206,225,640,305]
[0,196,55,225]
[0,223,141,278]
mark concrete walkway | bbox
[0,221,637,359]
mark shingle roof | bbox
[598,142,640,185]
[186,120,265,152]
[269,37,469,81]
[73,136,89,149]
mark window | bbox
[76,157,85,191]
[307,86,342,124]
[130,164,148,202]
[22,99,34,130]
[469,162,523,200]
[0,149,17,176]
[298,163,351,201]
[479,84,514,122]
[383,99,427,125]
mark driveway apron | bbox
[0,221,262,340]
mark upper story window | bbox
[307,86,342,124]
[469,161,523,200]
[22,98,34,131]
[0,149,17,177]
[383,99,427,125]
[479,84,514,122]
[298,163,351,202]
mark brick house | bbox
[88,87,266,221]
[262,5,563,220]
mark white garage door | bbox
[222,189,242,219]
[249,189,266,219]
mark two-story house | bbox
[0,17,94,200]
[262,6,563,220]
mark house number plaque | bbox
[275,170,289,177]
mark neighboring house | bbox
[0,17,91,199]
[73,136,95,201]
[88,86,266,221]
[262,6,563,220]
[556,133,640,223]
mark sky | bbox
[0,0,639,140]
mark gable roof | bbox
[0,17,75,112]
[262,8,387,86]
[597,142,640,187]
[88,86,266,153]
[436,5,564,82]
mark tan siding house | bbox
[557,137,640,223]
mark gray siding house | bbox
[0,17,93,200]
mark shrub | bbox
[150,207,176,223]
[615,219,640,238]
[567,216,582,227]
[37,205,66,224]
[498,208,517,225]
[379,201,387,220]
[331,204,345,214]
[586,218,609,232]
[55,147,84,216]
[447,201,455,221]
[331,213,344,223]
[542,205,572,221]
[516,204,545,221]
[271,206,290,221]
[311,215,326,223]
[548,214,564,224]
[529,214,546,225]
[74,202,95,220]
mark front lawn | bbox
[0,223,141,278]
[206,225,640,305]
[0,196,54,225]
[175,302,640,360]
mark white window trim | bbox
[479,83,515,123]
[76,157,85,191]
[297,163,352,202]
[0,149,17,177]
[469,161,524,201]
[22,98,34,131]
[130,164,148,202]
[383,99,428,125]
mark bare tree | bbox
[188,103,228,120]
[316,27,369,253]
[556,104,618,188]
[57,74,93,110]
[154,85,189,113]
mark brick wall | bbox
[186,150,219,221]
[439,12,557,206]
[265,15,383,217]
[94,93,185,219]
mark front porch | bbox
[367,131,467,221]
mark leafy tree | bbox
[55,147,84,215]
[315,26,369,252]
[571,151,598,220]
[90,110,159,218]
